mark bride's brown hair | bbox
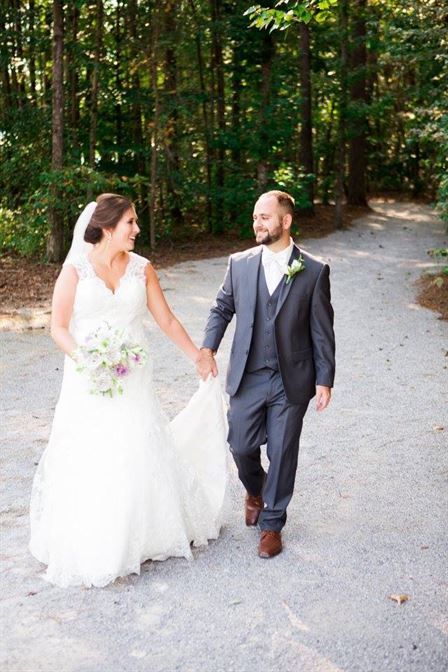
[84,193,134,244]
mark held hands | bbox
[196,348,218,380]
[315,385,331,412]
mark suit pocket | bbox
[291,347,313,363]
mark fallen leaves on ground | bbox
[0,204,364,313]
[416,273,448,321]
[389,593,410,605]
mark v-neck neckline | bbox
[86,253,132,296]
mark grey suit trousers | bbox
[227,368,308,532]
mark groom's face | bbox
[253,196,285,246]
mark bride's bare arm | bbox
[50,265,79,357]
[145,264,200,364]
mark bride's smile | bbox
[29,193,228,588]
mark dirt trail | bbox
[1,201,447,672]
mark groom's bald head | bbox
[257,190,295,218]
[253,190,295,248]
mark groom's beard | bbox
[255,224,283,246]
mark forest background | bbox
[0,0,447,266]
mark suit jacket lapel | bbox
[274,244,301,319]
[246,248,262,319]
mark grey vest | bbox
[245,266,283,373]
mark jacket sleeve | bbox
[309,263,335,387]
[202,256,235,352]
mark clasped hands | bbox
[196,348,218,380]
[196,348,331,412]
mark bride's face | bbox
[109,207,140,252]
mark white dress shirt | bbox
[261,238,294,296]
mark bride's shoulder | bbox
[62,253,93,279]
[128,252,151,279]
[129,252,151,265]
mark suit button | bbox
[245,349,249,355]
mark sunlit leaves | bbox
[244,0,337,31]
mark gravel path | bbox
[1,202,447,672]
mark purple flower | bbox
[115,363,129,377]
[132,353,141,363]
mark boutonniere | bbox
[285,255,306,284]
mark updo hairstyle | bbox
[84,193,134,244]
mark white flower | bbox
[92,369,114,394]
[285,255,306,284]
[105,345,122,365]
[76,323,147,397]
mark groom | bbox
[197,190,335,558]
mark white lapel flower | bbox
[285,255,306,284]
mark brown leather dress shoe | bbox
[245,493,263,526]
[258,530,282,558]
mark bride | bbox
[29,193,228,588]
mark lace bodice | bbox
[31,250,227,589]
[66,252,150,339]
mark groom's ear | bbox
[282,213,293,231]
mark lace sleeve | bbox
[128,253,151,282]
[62,254,94,280]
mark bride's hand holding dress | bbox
[29,195,228,588]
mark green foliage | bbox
[0,0,447,259]
[0,105,51,211]
[0,167,137,257]
[0,207,45,257]
[428,247,448,278]
[436,158,448,226]
[429,248,448,259]
[370,0,448,202]
[272,164,314,210]
[244,0,337,30]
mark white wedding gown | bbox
[29,252,228,588]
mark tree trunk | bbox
[68,2,80,155]
[188,0,213,231]
[0,8,11,118]
[335,0,348,229]
[89,0,103,168]
[46,0,64,262]
[210,0,225,233]
[7,1,20,107]
[43,5,52,104]
[321,100,335,206]
[29,0,36,102]
[347,0,368,206]
[149,5,161,250]
[164,1,183,226]
[128,0,145,176]
[115,1,122,159]
[229,35,243,222]
[298,22,314,215]
[257,31,274,192]
[13,0,26,102]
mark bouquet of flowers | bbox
[74,322,147,397]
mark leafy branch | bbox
[244,0,337,31]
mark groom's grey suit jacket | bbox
[202,243,335,405]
